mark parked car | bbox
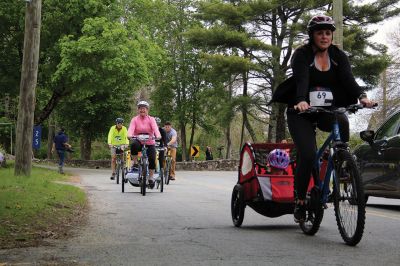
[353,110,400,202]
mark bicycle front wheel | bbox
[116,162,120,185]
[158,167,164,193]
[141,161,147,196]
[121,161,125,193]
[165,159,171,185]
[333,150,366,246]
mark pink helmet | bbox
[267,149,290,169]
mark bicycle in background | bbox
[113,145,128,185]
[164,147,173,185]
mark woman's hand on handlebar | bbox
[294,101,310,112]
[359,97,376,108]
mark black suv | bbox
[353,110,400,202]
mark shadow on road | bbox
[238,224,298,231]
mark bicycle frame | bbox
[314,120,342,204]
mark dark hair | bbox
[164,121,172,126]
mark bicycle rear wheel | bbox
[333,150,365,246]
[300,186,324,235]
[231,184,245,227]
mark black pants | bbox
[130,140,157,170]
[287,111,349,200]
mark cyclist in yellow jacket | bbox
[108,118,129,180]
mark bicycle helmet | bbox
[137,100,149,108]
[267,149,290,170]
[154,117,161,125]
[307,15,336,35]
[115,118,124,124]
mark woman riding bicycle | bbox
[287,15,375,222]
[127,100,161,189]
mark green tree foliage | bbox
[187,0,399,145]
[0,1,25,96]
[52,17,159,159]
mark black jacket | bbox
[273,44,364,107]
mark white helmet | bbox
[137,100,149,108]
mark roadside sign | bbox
[191,145,200,157]
[32,125,41,150]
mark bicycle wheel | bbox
[231,184,245,227]
[333,150,366,246]
[121,161,125,193]
[159,167,164,193]
[165,159,171,185]
[141,160,147,196]
[300,186,324,235]
[116,161,120,185]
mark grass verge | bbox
[0,163,87,249]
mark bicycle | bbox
[155,145,165,192]
[231,103,375,246]
[164,147,173,185]
[113,145,128,185]
[297,103,376,246]
[126,134,157,196]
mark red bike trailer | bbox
[231,142,326,227]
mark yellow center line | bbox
[366,209,400,221]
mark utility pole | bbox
[14,0,42,176]
[333,0,343,49]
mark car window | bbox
[375,112,400,140]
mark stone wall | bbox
[38,159,239,171]
[176,159,239,171]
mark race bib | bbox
[309,87,333,107]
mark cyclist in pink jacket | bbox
[128,100,161,188]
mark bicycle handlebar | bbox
[111,144,129,149]
[129,135,158,142]
[296,103,378,115]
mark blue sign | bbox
[32,125,42,149]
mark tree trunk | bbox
[14,0,42,176]
[47,114,55,159]
[225,124,232,159]
[267,104,277,142]
[189,114,195,161]
[34,88,66,125]
[80,128,91,160]
[179,122,187,161]
[275,104,287,142]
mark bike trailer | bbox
[237,142,296,217]
[126,170,140,187]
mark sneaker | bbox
[170,176,175,181]
[148,179,155,189]
[294,202,306,223]
[110,173,115,180]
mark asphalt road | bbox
[1,168,400,265]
